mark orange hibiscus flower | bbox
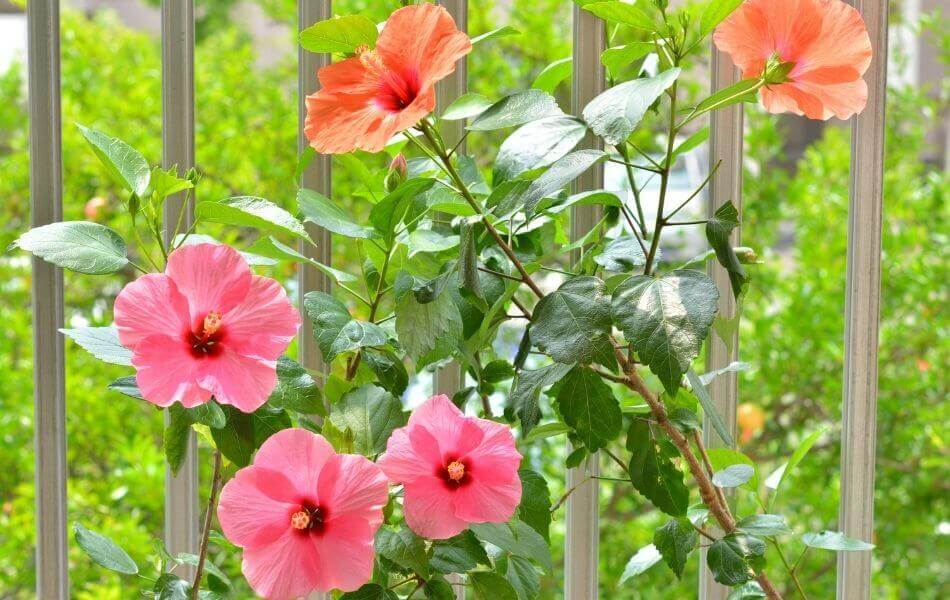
[305,3,472,154]
[714,0,872,120]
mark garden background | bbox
[0,0,946,597]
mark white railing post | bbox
[28,0,69,595]
[161,0,200,569]
[700,30,744,600]
[565,6,604,599]
[837,0,887,597]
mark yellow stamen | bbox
[202,311,223,337]
[446,461,465,482]
[290,510,310,530]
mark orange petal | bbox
[376,3,472,87]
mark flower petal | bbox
[222,275,300,359]
[452,473,522,525]
[165,243,252,322]
[132,334,209,408]
[376,3,472,85]
[197,347,277,413]
[462,420,523,487]
[242,529,322,600]
[252,429,337,501]
[114,274,190,348]
[402,475,468,540]
[217,466,299,548]
[310,514,377,592]
[317,454,389,528]
[378,426,436,484]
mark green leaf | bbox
[304,291,389,362]
[73,522,139,574]
[458,222,486,310]
[700,0,744,37]
[470,520,552,572]
[654,517,698,579]
[619,544,662,584]
[14,221,129,275]
[736,514,792,538]
[471,25,520,45]
[195,196,309,240]
[611,270,719,396]
[298,188,377,239]
[765,426,829,508]
[423,578,457,600]
[493,115,587,183]
[60,327,132,366]
[468,90,562,131]
[173,553,231,585]
[555,366,622,451]
[107,375,142,400]
[430,530,490,574]
[706,448,758,492]
[668,407,702,433]
[727,582,767,599]
[375,526,429,577]
[531,276,612,364]
[802,530,875,551]
[441,92,494,121]
[362,348,409,396]
[565,446,587,468]
[594,236,646,272]
[247,235,358,283]
[706,201,748,298]
[153,573,191,599]
[506,554,541,600]
[150,165,193,199]
[328,384,405,456]
[712,464,755,488]
[370,178,436,241]
[184,400,226,429]
[693,78,762,116]
[672,127,709,163]
[471,572,519,600]
[409,229,459,255]
[626,419,690,516]
[707,533,766,586]
[531,57,573,93]
[582,68,680,145]
[76,124,150,197]
[299,14,378,54]
[520,149,608,215]
[211,405,292,467]
[340,584,398,600]
[685,367,736,447]
[540,189,623,214]
[394,271,463,366]
[582,0,656,30]
[518,469,552,541]
[267,356,325,415]
[601,42,654,77]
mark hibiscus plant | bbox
[14,0,878,598]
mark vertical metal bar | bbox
[837,1,887,597]
[161,0,199,567]
[298,0,333,382]
[700,35,744,600]
[28,0,69,596]
[299,3,332,600]
[565,6,604,599]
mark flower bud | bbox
[385,154,408,192]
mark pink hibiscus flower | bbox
[217,428,389,599]
[378,395,523,539]
[114,243,300,413]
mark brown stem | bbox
[191,450,223,599]
[693,430,731,512]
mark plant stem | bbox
[643,80,679,276]
[773,540,809,599]
[191,450,223,600]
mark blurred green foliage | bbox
[0,1,945,598]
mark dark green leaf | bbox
[626,420,689,516]
[184,400,227,429]
[611,270,719,396]
[727,582,767,599]
[555,366,622,451]
[164,404,192,475]
[736,514,792,538]
[340,584,398,600]
[668,407,702,433]
[14,221,129,275]
[247,235,358,283]
[60,327,132,366]
[107,376,142,399]
[506,554,541,600]
[686,367,736,447]
[518,469,551,541]
[73,522,138,574]
[619,544,662,584]
[375,526,429,577]
[707,533,766,586]
[706,201,747,298]
[468,90,562,131]
[408,229,459,255]
[195,196,308,240]
[329,384,405,456]
[298,188,377,239]
[470,571,519,600]
[362,348,409,396]
[299,14,377,53]
[423,578,457,600]
[394,271,463,366]
[458,222,486,310]
[654,517,698,579]
[565,446,588,468]
[521,150,607,215]
[481,360,516,383]
[470,520,552,571]
[493,115,587,183]
[211,405,292,467]
[153,573,190,600]
[712,464,755,488]
[76,124,150,197]
[267,356,324,415]
[531,276,612,365]
[594,235,646,272]
[521,421,571,443]
[531,57,572,93]
[802,531,874,551]
[430,530,490,574]
[582,69,680,145]
[370,178,436,240]
[304,291,389,362]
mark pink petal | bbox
[452,473,522,525]
[378,427,440,484]
[310,514,377,592]
[461,419,523,483]
[402,475,468,540]
[132,334,209,408]
[217,466,299,548]
[222,275,301,359]
[113,274,190,348]
[409,395,485,459]
[317,454,389,528]
[197,347,278,413]
[252,429,336,501]
[165,243,252,323]
[242,529,322,600]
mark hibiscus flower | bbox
[378,395,522,539]
[114,243,300,412]
[714,0,872,120]
[217,428,389,598]
[304,3,472,154]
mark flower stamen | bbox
[202,311,223,338]
[446,460,465,482]
[290,510,310,530]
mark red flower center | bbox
[438,457,471,489]
[358,47,421,114]
[290,502,327,535]
[187,311,225,358]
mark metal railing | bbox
[26,0,887,598]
